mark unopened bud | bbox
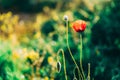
[57,61,61,73]
[63,15,69,21]
[73,77,77,80]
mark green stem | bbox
[80,34,85,80]
[73,67,77,78]
[57,49,68,80]
[66,21,83,80]
[87,63,90,80]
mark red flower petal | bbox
[72,20,86,32]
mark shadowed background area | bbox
[0,0,120,80]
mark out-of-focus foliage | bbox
[91,0,120,80]
[0,0,120,80]
[0,12,58,80]
[0,0,57,12]
[0,42,24,80]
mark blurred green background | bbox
[0,0,120,80]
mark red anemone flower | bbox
[72,20,86,32]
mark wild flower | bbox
[56,15,90,80]
[72,20,86,32]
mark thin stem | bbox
[57,49,68,80]
[87,63,90,80]
[73,67,77,78]
[66,21,82,80]
[80,34,85,80]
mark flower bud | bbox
[57,61,61,73]
[73,77,77,80]
[63,15,69,21]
